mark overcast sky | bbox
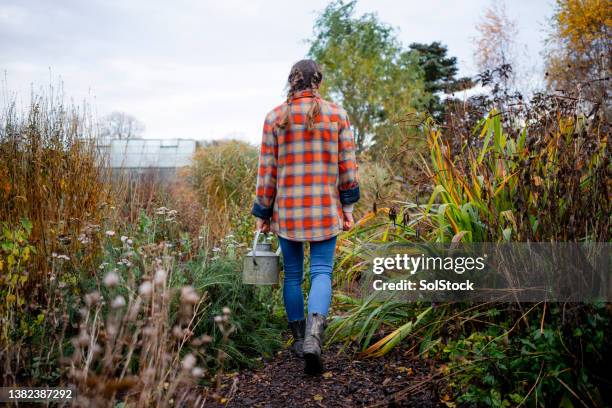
[1,0,554,144]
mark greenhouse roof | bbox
[97,138,196,168]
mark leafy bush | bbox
[437,304,611,407]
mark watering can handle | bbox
[252,229,262,261]
[252,229,281,264]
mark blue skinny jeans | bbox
[279,236,337,322]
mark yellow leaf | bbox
[533,175,543,186]
[322,371,333,379]
[6,294,16,303]
[437,364,450,375]
[397,366,414,375]
[313,394,323,401]
[356,211,375,227]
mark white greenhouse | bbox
[97,138,197,179]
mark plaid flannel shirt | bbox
[251,90,360,241]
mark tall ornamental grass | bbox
[0,92,114,295]
[329,94,611,406]
[187,141,258,247]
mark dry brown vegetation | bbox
[0,96,114,295]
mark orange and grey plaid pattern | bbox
[251,90,360,241]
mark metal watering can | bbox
[242,230,282,285]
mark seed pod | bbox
[402,211,410,226]
[389,206,398,225]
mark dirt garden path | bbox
[218,343,444,407]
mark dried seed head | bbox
[222,307,231,316]
[107,324,118,337]
[191,367,204,377]
[103,271,120,288]
[127,298,141,321]
[154,269,167,286]
[214,315,223,323]
[192,334,213,346]
[139,281,153,297]
[111,295,126,309]
[84,292,101,307]
[172,325,184,338]
[180,286,199,305]
[78,233,90,244]
[181,353,196,371]
[92,343,102,355]
[77,331,90,347]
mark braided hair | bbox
[275,59,323,132]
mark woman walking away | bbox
[251,59,360,375]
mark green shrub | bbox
[437,304,611,407]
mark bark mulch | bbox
[219,343,445,408]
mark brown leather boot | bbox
[302,313,327,375]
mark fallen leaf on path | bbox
[313,394,323,401]
[396,366,414,375]
[322,371,333,379]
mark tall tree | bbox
[545,0,610,105]
[409,42,472,120]
[308,0,429,153]
[100,112,145,140]
[473,2,518,90]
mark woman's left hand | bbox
[342,212,354,231]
